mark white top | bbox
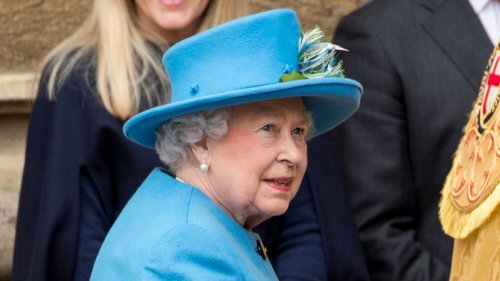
[468,0,500,44]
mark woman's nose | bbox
[277,133,306,166]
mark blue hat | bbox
[124,9,362,148]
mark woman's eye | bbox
[261,124,276,132]
[292,127,306,136]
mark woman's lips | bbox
[159,0,186,8]
[264,177,294,192]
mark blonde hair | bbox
[42,0,248,119]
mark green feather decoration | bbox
[279,71,306,82]
[280,25,348,82]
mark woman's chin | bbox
[261,201,290,218]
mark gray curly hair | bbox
[155,108,231,172]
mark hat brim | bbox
[124,77,362,148]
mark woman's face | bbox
[204,98,311,229]
[135,0,210,42]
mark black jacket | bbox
[331,0,493,280]
[12,66,162,281]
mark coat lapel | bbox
[421,0,493,89]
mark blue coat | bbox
[90,168,278,281]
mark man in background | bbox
[330,0,497,279]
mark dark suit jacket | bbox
[330,0,494,280]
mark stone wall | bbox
[0,0,370,279]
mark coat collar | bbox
[420,0,493,89]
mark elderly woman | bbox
[90,9,362,280]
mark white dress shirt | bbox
[469,0,500,44]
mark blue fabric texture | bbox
[90,168,278,281]
[124,9,362,149]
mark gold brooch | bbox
[256,239,268,260]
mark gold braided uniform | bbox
[439,41,500,281]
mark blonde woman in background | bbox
[12,1,247,281]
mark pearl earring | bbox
[200,162,209,172]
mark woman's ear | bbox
[190,137,210,165]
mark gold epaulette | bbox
[439,43,500,239]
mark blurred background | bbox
[0,0,371,279]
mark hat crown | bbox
[124,8,362,149]
[163,9,300,102]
